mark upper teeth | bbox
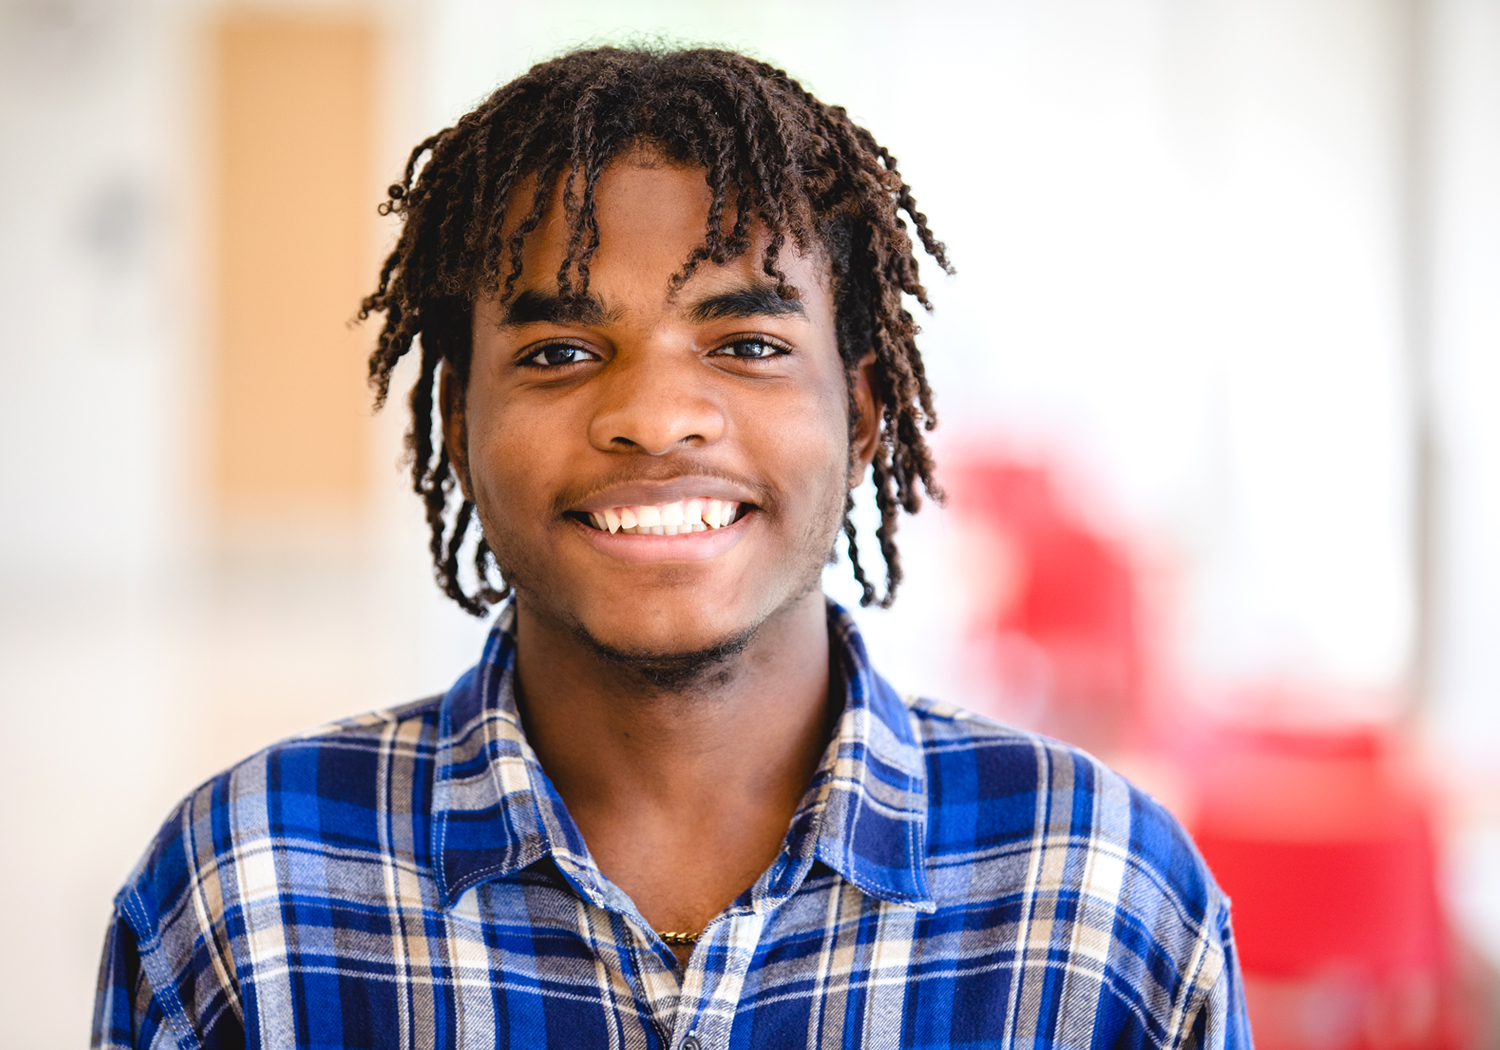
[586,499,741,535]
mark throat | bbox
[512,597,844,963]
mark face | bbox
[444,155,879,660]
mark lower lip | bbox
[568,512,753,562]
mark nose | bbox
[587,349,726,455]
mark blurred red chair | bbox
[945,457,1142,754]
[1186,720,1476,1050]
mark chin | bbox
[565,604,759,692]
[571,599,750,659]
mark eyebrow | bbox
[686,285,805,323]
[498,282,805,327]
[500,289,615,327]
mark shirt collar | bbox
[431,600,934,912]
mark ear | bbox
[848,351,881,489]
[438,361,473,500]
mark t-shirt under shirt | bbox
[93,601,1251,1050]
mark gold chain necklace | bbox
[656,930,700,946]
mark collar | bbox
[431,600,934,913]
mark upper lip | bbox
[567,475,761,514]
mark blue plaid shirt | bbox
[94,601,1250,1049]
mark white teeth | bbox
[584,499,743,535]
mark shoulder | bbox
[98,696,445,1043]
[115,694,445,933]
[909,696,1213,896]
[906,695,1248,1050]
[907,695,1232,992]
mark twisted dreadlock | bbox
[360,46,951,616]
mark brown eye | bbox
[715,339,787,360]
[525,343,596,367]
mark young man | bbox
[94,47,1250,1050]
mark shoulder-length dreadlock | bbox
[360,45,951,616]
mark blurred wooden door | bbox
[210,12,376,537]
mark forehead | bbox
[496,153,832,307]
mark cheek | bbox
[758,377,851,511]
[464,395,562,519]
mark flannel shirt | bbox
[94,600,1251,1050]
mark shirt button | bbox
[681,1038,701,1050]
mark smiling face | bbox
[445,154,878,665]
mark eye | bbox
[522,342,597,368]
[712,338,789,360]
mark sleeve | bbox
[1179,900,1255,1050]
[91,906,185,1050]
[92,789,246,1050]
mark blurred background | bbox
[1,0,1497,1046]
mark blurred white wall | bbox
[1,0,1497,1044]
[0,2,194,1044]
[1426,0,1500,968]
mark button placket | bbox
[613,918,686,1044]
[668,909,766,1050]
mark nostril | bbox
[608,433,706,455]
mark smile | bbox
[577,498,744,535]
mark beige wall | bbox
[211,12,376,526]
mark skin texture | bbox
[442,154,880,965]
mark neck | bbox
[512,590,836,817]
[510,589,838,942]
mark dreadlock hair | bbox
[360,45,951,617]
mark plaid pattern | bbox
[94,602,1250,1050]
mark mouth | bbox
[567,498,749,536]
